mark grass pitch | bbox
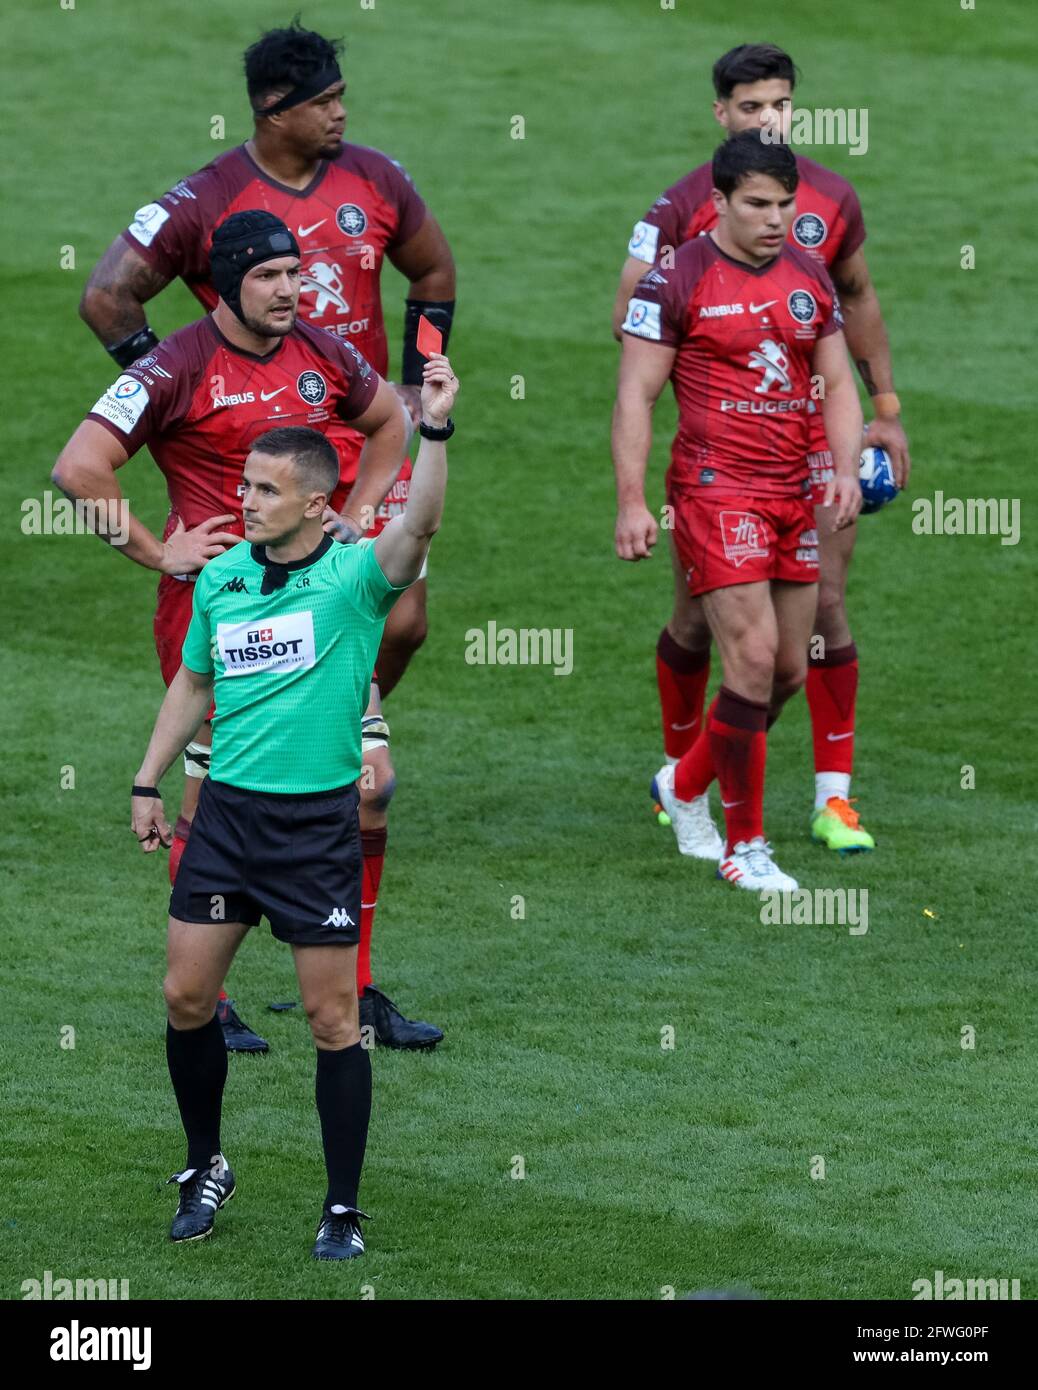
[2,0,1035,1300]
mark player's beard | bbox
[242,305,296,338]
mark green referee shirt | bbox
[181,535,408,793]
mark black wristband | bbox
[419,417,454,441]
[402,299,455,385]
[131,784,161,799]
[108,327,159,371]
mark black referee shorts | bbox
[169,779,362,946]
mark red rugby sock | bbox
[673,697,718,801]
[358,828,387,997]
[709,687,768,853]
[656,628,711,760]
[806,642,858,775]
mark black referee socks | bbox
[315,1041,372,1211]
[166,1013,228,1171]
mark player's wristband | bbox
[108,327,160,370]
[402,299,455,386]
[871,392,901,419]
[131,784,161,799]
[419,417,454,441]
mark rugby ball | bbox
[859,446,899,514]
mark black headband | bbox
[252,64,342,118]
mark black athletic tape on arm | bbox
[132,785,161,798]
[108,327,160,371]
[401,300,455,386]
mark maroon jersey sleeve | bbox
[295,324,381,421]
[343,146,427,250]
[832,182,866,263]
[620,266,688,347]
[119,155,248,282]
[85,334,200,457]
[627,166,714,265]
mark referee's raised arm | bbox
[373,353,458,588]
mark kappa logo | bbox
[335,203,367,237]
[792,212,827,248]
[300,261,349,317]
[296,370,328,406]
[748,338,792,393]
[322,908,356,929]
[720,510,771,567]
[787,289,818,325]
[219,576,250,593]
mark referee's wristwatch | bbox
[419,417,454,441]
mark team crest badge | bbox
[296,370,328,405]
[335,203,367,237]
[787,289,817,325]
[793,212,827,248]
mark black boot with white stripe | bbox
[312,1205,369,1260]
[167,1153,236,1242]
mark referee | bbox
[131,353,457,1259]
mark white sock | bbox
[815,772,850,811]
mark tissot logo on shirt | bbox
[217,612,316,676]
[91,375,150,434]
[622,298,662,340]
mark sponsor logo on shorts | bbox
[622,298,662,340]
[296,370,327,405]
[322,908,356,929]
[217,612,316,676]
[91,375,150,434]
[719,510,771,567]
[335,203,368,236]
[787,289,818,325]
[793,212,827,248]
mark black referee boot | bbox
[217,996,269,1053]
[312,1205,369,1260]
[359,986,443,1050]
[168,1153,236,1242]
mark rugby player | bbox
[79,18,455,1048]
[130,351,457,1256]
[55,210,442,1049]
[613,133,862,890]
[613,43,910,855]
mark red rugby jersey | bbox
[622,236,842,498]
[121,143,426,381]
[86,316,379,533]
[626,154,864,454]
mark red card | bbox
[416,314,443,358]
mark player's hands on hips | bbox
[420,353,458,427]
[615,501,658,560]
[160,515,240,575]
[391,383,423,433]
[864,416,911,490]
[131,793,173,854]
[824,471,863,530]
